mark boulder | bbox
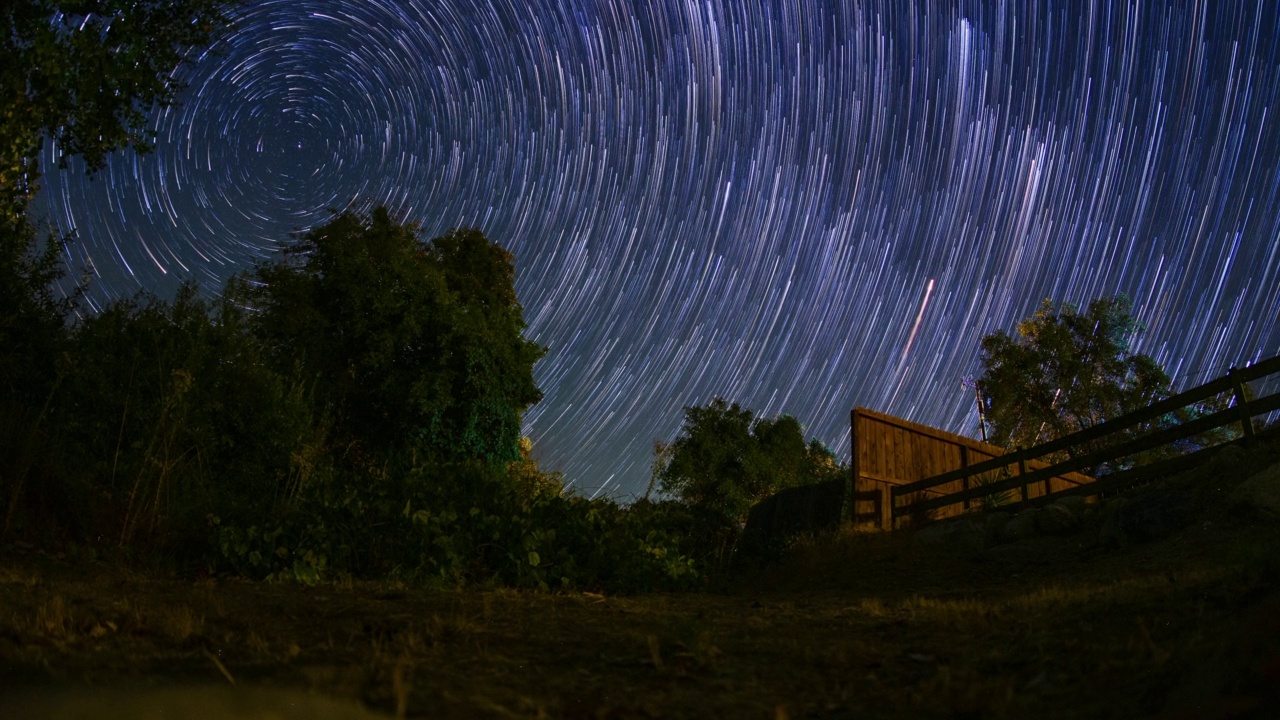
[983,512,1013,545]
[1053,494,1089,518]
[913,519,985,554]
[1035,502,1080,536]
[1227,462,1280,520]
[1095,498,1130,548]
[1121,490,1193,543]
[997,510,1040,544]
[1081,504,1099,526]
[1210,443,1249,475]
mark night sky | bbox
[34,1,1280,499]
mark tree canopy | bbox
[242,208,546,468]
[1,0,234,221]
[656,398,841,524]
[0,1,710,593]
[976,295,1170,451]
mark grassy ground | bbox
[1,450,1278,718]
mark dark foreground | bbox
[2,453,1279,719]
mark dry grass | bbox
[1,440,1279,718]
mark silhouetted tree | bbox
[243,208,545,468]
[1,0,235,221]
[1,0,234,545]
[657,398,841,526]
[977,295,1170,452]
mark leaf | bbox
[292,560,320,586]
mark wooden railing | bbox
[890,355,1280,525]
[848,407,1092,530]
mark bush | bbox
[3,213,711,595]
[0,221,78,542]
[41,284,321,558]
[212,460,701,594]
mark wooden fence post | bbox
[1229,367,1256,445]
[1016,447,1029,502]
[960,445,971,511]
[845,409,857,526]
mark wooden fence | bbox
[889,355,1280,526]
[849,407,1093,530]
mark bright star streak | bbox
[33,1,1280,498]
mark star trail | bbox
[34,1,1280,498]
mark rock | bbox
[1210,443,1249,474]
[1035,502,1080,536]
[1053,494,1089,518]
[913,519,985,553]
[982,512,1013,545]
[1228,462,1280,520]
[1081,504,1099,526]
[1096,498,1130,548]
[997,510,1040,544]
[1121,490,1193,543]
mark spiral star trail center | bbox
[36,1,1280,497]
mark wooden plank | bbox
[888,424,901,484]
[895,452,1019,495]
[896,386,1276,498]
[899,399,1266,516]
[857,469,914,486]
[1240,354,1280,383]
[1015,374,1239,461]
[871,422,884,482]
[1000,354,1277,468]
[876,420,890,478]
[997,445,1223,511]
[1231,368,1257,444]
[1246,391,1280,421]
[854,406,1014,456]
[856,358,1280,529]
[876,356,1280,514]
[849,409,859,525]
[879,480,893,530]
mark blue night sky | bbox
[35,1,1280,498]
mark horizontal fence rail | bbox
[889,354,1280,525]
[847,407,1091,529]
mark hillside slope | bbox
[1,435,1278,719]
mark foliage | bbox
[213,462,699,594]
[1112,388,1251,472]
[37,284,319,552]
[0,221,77,409]
[1,0,234,544]
[0,221,81,540]
[0,1,709,595]
[657,398,843,539]
[507,436,564,502]
[1,0,235,221]
[243,209,545,469]
[0,203,701,593]
[970,470,1014,510]
[977,295,1171,453]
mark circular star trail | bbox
[36,1,1280,498]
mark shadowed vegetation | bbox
[3,4,1279,718]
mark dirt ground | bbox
[1,482,1278,718]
